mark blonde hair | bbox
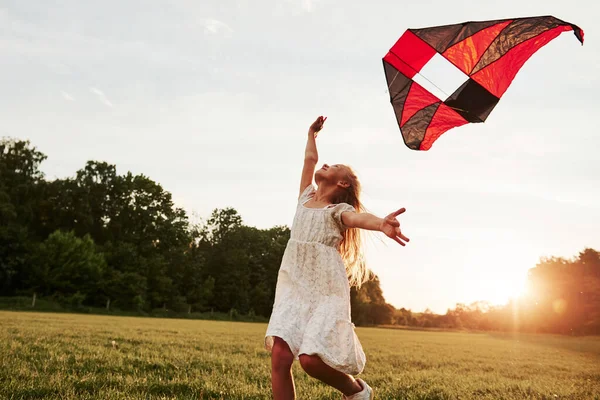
[333,165,368,288]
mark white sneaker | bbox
[342,378,373,400]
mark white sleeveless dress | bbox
[264,185,366,375]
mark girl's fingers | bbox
[399,233,410,242]
[392,236,406,246]
[387,219,399,227]
[392,208,406,217]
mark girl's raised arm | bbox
[299,116,327,198]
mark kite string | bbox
[414,71,452,100]
[388,50,452,99]
[387,51,470,114]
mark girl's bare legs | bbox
[298,354,363,396]
[271,337,296,400]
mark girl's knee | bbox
[298,354,321,376]
[271,339,294,371]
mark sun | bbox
[483,273,528,306]
[458,271,528,309]
[459,244,533,307]
[363,230,536,312]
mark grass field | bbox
[1,312,599,399]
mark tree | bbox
[36,162,195,311]
[0,138,47,294]
[0,189,30,295]
[30,230,105,306]
[351,272,395,326]
[0,138,47,228]
[523,249,600,334]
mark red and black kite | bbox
[383,16,584,150]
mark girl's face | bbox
[315,164,349,186]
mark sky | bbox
[1,0,598,313]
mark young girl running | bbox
[265,116,409,399]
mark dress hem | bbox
[264,331,365,376]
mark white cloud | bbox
[89,87,113,108]
[61,91,75,101]
[203,19,233,35]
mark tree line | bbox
[0,138,392,323]
[1,137,598,334]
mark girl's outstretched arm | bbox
[299,116,327,197]
[342,208,410,246]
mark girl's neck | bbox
[313,184,337,205]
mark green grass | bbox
[1,312,599,399]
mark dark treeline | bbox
[0,138,392,323]
[1,138,598,334]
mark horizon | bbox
[1,0,598,314]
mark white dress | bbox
[264,185,366,375]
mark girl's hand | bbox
[380,208,410,246]
[309,116,327,137]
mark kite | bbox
[383,16,584,151]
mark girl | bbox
[265,116,409,400]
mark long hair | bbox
[333,165,368,288]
